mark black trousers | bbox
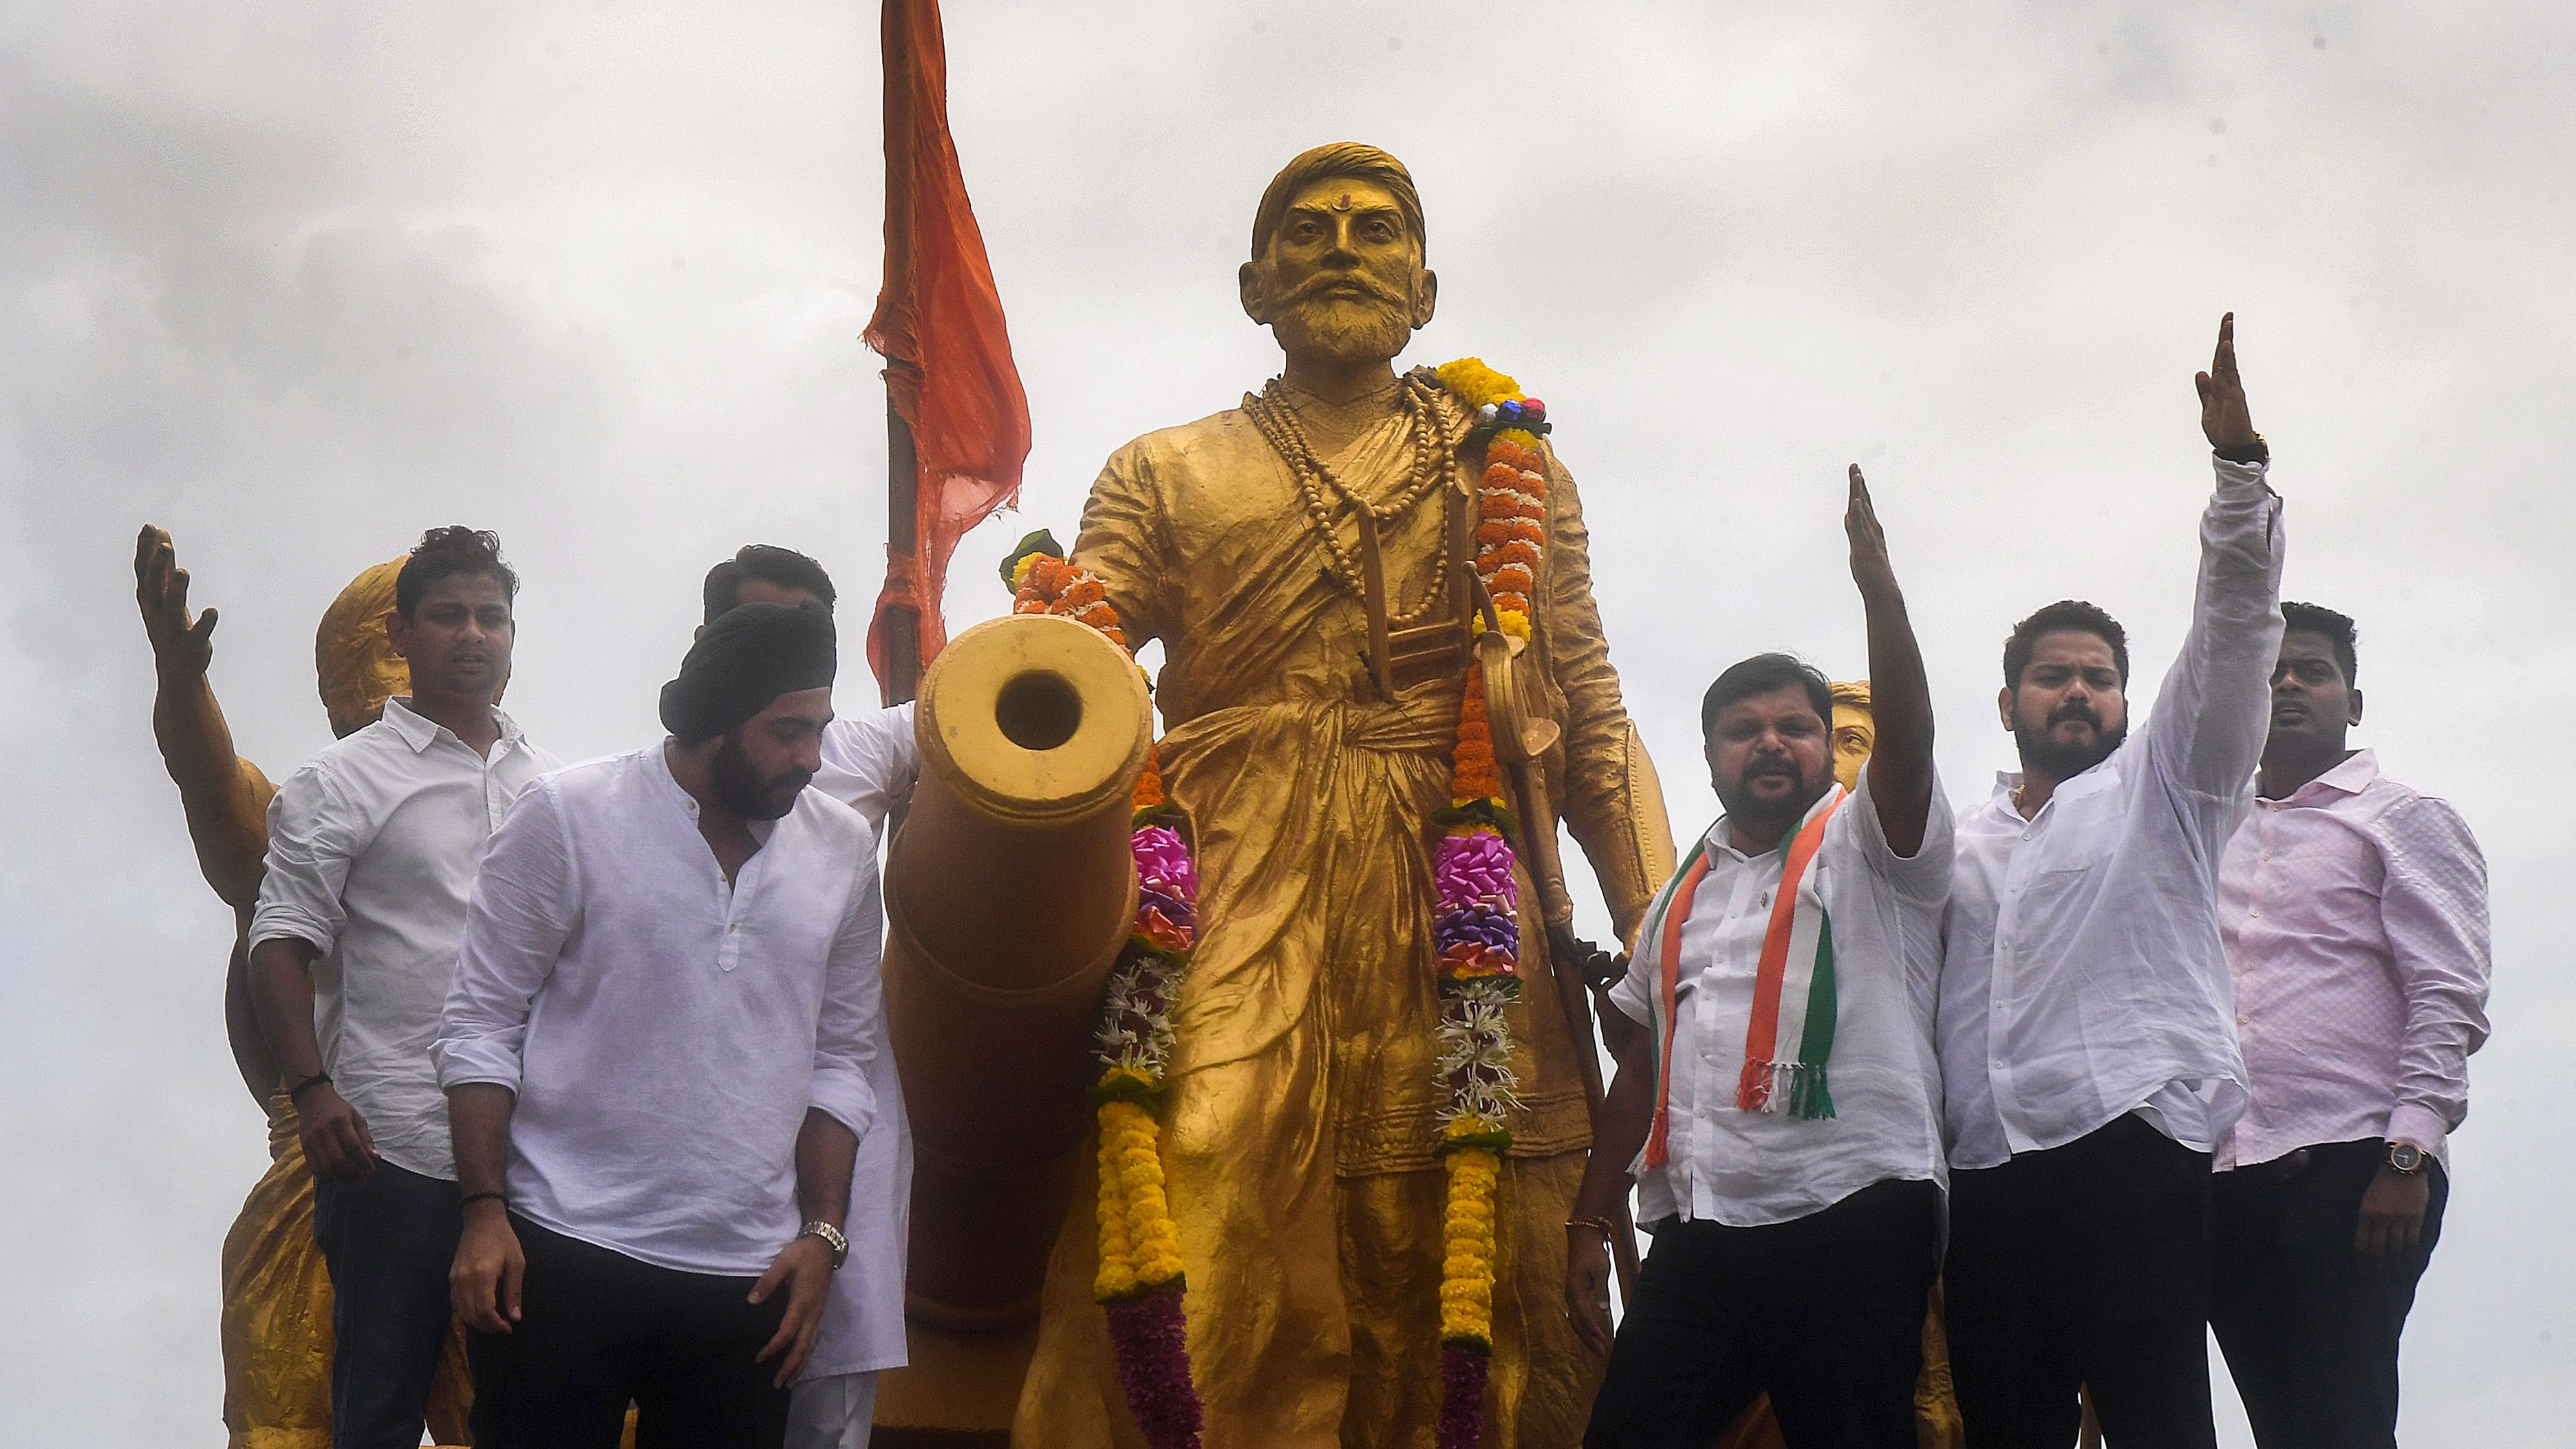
[311,1160,463,1449]
[1586,1177,1940,1449]
[1944,1113,2218,1449]
[467,1214,792,1449]
[2210,1139,2449,1449]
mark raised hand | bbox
[2195,312,2258,450]
[135,524,219,678]
[1846,465,1898,600]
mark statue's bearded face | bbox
[1242,176,1433,367]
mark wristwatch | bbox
[797,1219,850,1270]
[2385,1141,2427,1176]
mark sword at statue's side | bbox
[1472,623,1642,1302]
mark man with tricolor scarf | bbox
[1573,468,1951,1448]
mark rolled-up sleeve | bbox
[807,858,883,1141]
[248,764,357,956]
[1842,767,1955,908]
[2379,797,2492,1153]
[434,780,579,1093]
[2145,457,2286,813]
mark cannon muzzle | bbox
[885,612,1150,1330]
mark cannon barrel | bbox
[884,613,1151,1330]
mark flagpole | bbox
[879,0,921,707]
[884,393,922,705]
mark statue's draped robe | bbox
[1016,390,1667,1447]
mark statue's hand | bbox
[134,524,217,678]
[1566,1225,1616,1357]
[2196,312,2259,451]
[1547,925,1627,995]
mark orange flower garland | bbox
[1423,357,1552,1449]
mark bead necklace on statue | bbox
[999,358,1555,1449]
[1242,371,1454,628]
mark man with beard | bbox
[2209,603,2489,1449]
[1572,469,1951,1448]
[699,544,916,1449]
[436,601,883,1449]
[1935,315,2285,1449]
[248,526,557,1449]
[1009,142,1675,1445]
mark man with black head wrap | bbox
[436,602,887,1449]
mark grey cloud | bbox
[3,3,2570,1443]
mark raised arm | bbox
[138,524,274,908]
[1846,467,1933,857]
[2147,314,2287,803]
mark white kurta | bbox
[436,742,883,1275]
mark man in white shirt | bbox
[1936,315,2285,1449]
[699,545,919,1449]
[247,526,557,1449]
[1574,470,1951,1448]
[439,601,881,1448]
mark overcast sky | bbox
[3,3,2569,1443]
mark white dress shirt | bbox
[2218,749,2490,1171]
[1939,455,2284,1169]
[806,701,919,1381]
[435,744,882,1276]
[1609,768,1954,1227]
[250,698,555,1180]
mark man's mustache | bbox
[2046,702,2101,730]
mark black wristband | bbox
[287,1072,334,1102]
[458,1190,507,1211]
[2213,436,2270,466]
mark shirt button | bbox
[728,923,738,933]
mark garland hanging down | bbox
[1424,357,1552,1449]
[1005,534,1205,1449]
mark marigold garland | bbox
[1007,533,1205,1449]
[1421,357,1552,1449]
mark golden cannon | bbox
[873,613,1152,1439]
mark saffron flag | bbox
[865,0,1031,702]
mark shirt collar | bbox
[381,696,522,755]
[2272,747,2379,806]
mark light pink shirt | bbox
[2216,749,2490,1170]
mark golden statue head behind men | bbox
[1238,142,1438,366]
[1829,679,1875,792]
[314,559,410,738]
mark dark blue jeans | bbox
[312,1160,463,1449]
[2210,1139,2449,1449]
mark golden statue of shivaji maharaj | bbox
[134,526,473,1449]
[974,142,1679,1446]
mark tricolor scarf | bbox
[1637,787,1847,1169]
